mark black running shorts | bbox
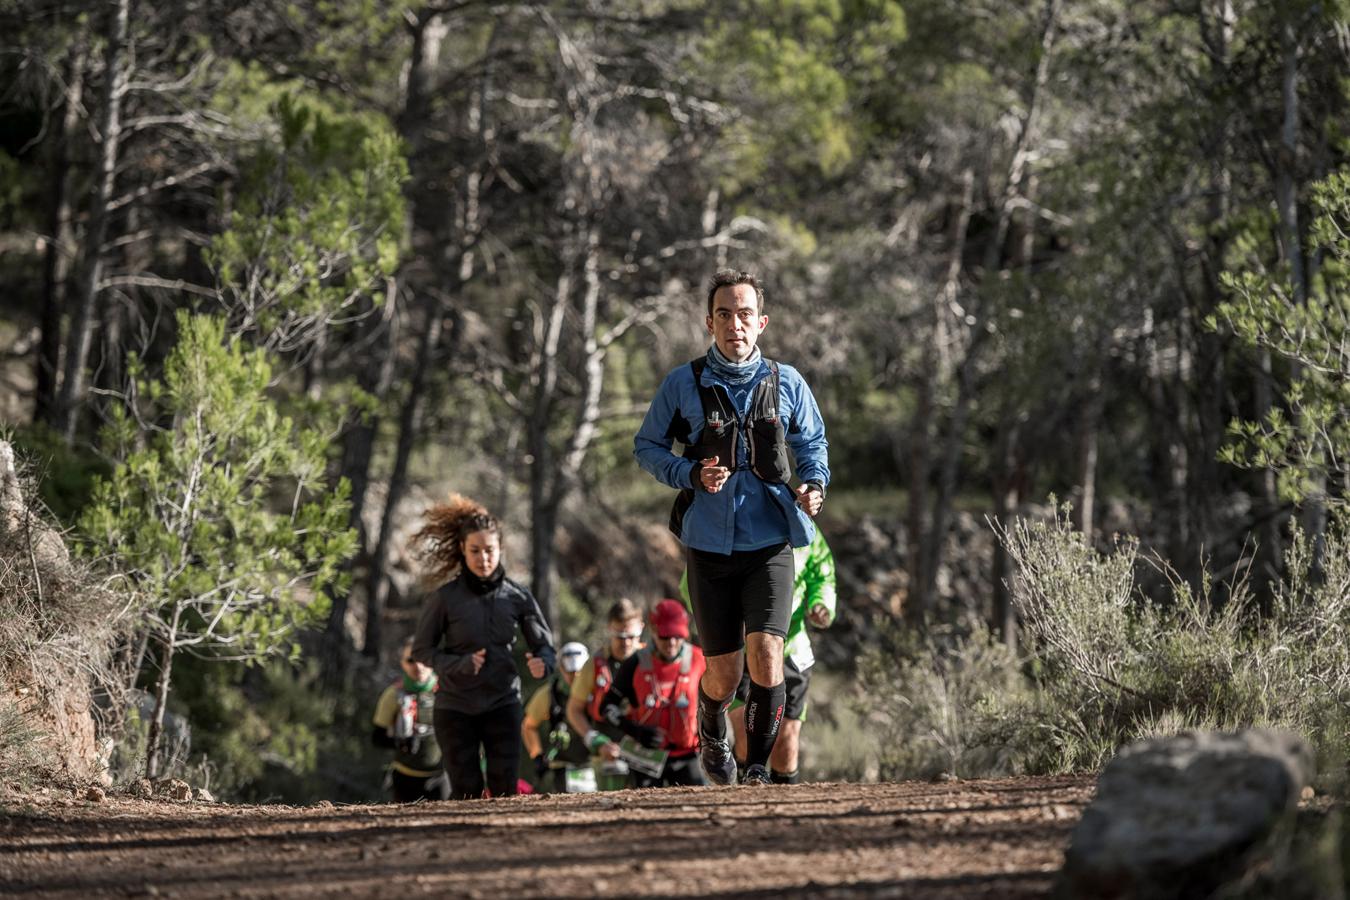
[685,542,794,658]
[733,656,812,721]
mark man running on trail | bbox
[598,600,708,787]
[567,598,646,789]
[634,268,829,786]
[680,526,837,784]
[371,636,449,801]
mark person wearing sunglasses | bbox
[597,600,708,787]
[634,269,829,786]
[566,598,646,787]
[371,636,448,802]
[410,493,556,800]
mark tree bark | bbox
[322,290,399,667]
[324,8,448,670]
[1272,16,1325,571]
[144,604,180,780]
[906,170,973,626]
[35,37,87,426]
[363,300,451,662]
[527,256,571,629]
[1073,367,1103,539]
[56,0,130,443]
[531,222,605,633]
[990,417,1023,651]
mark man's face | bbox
[608,618,644,661]
[653,634,684,662]
[401,651,432,684]
[706,284,767,363]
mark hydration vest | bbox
[668,357,792,538]
[392,686,441,774]
[546,677,591,766]
[630,643,705,753]
[586,653,617,723]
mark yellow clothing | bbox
[373,683,441,778]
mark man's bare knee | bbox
[702,650,744,699]
[744,633,783,684]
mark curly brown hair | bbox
[412,493,500,584]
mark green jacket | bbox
[679,529,836,670]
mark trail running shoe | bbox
[741,764,771,786]
[699,732,737,786]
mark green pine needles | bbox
[80,311,357,777]
[1213,169,1350,506]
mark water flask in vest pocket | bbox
[394,694,416,740]
[564,765,597,793]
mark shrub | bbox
[861,505,1350,791]
[857,619,1028,780]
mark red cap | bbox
[650,599,689,639]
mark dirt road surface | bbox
[1,776,1092,898]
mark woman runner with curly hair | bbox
[410,494,556,799]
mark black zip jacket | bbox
[411,569,556,715]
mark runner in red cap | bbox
[597,600,708,787]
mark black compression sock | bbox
[744,680,786,768]
[698,684,732,742]
[770,768,799,785]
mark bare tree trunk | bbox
[907,169,973,625]
[1073,367,1103,539]
[324,8,449,671]
[921,327,987,608]
[1272,17,1325,570]
[914,0,1060,622]
[528,256,571,628]
[144,604,180,780]
[57,0,130,443]
[980,0,1061,277]
[990,417,1022,650]
[322,289,399,670]
[531,223,605,633]
[363,300,450,661]
[35,37,87,426]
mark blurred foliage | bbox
[7,422,111,524]
[170,653,387,803]
[861,506,1350,792]
[81,312,355,664]
[1214,170,1350,506]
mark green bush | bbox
[168,652,389,803]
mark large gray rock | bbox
[1057,729,1314,900]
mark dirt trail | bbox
[0,776,1092,898]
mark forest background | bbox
[1,0,1348,803]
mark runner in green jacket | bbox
[679,527,836,783]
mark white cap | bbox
[559,641,589,673]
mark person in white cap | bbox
[522,641,592,792]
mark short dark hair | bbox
[607,597,641,624]
[706,269,765,316]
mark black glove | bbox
[534,755,550,779]
[621,721,664,749]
